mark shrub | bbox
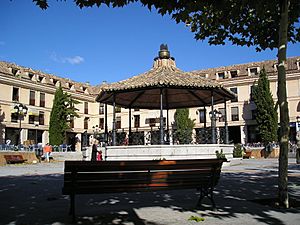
[233,144,243,158]
[216,149,226,159]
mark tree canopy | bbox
[253,68,278,146]
[49,86,79,146]
[33,0,300,51]
[174,108,195,144]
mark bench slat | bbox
[64,159,223,172]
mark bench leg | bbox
[197,186,216,208]
[69,194,76,222]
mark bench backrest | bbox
[62,159,225,195]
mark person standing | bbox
[97,150,103,161]
[296,131,300,164]
[43,143,52,162]
[91,140,99,161]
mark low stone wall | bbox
[0,151,38,166]
[105,144,234,162]
[244,148,280,159]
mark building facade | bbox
[1,56,300,150]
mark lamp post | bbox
[296,116,300,164]
[34,122,39,144]
[296,116,300,132]
[13,103,28,145]
[209,109,222,144]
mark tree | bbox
[49,86,79,146]
[252,68,278,146]
[32,0,300,208]
[174,108,195,144]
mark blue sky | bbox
[1,0,300,85]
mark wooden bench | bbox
[4,155,27,164]
[62,158,226,220]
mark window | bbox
[37,75,43,82]
[84,102,88,114]
[217,72,225,79]
[134,115,140,128]
[251,109,257,120]
[231,107,239,121]
[116,116,121,129]
[29,115,35,124]
[11,113,18,123]
[99,118,104,129]
[40,93,45,107]
[198,109,206,123]
[29,90,35,106]
[39,112,44,125]
[12,87,19,102]
[12,68,19,76]
[28,73,34,80]
[115,105,121,113]
[134,108,140,111]
[230,87,238,102]
[84,117,89,129]
[250,85,255,101]
[230,70,238,78]
[69,116,74,128]
[219,108,225,122]
[273,64,278,71]
[249,68,258,76]
[99,103,104,115]
[297,60,300,70]
[149,118,156,126]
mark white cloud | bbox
[50,52,84,65]
[66,56,84,65]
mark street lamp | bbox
[92,125,104,143]
[209,109,222,144]
[13,103,28,145]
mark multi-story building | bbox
[1,55,300,150]
[192,57,300,144]
[0,61,102,151]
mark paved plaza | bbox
[0,158,299,225]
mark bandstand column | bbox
[167,109,170,144]
[211,91,216,144]
[129,108,132,145]
[160,88,164,145]
[224,99,229,144]
[112,94,116,146]
[105,103,108,144]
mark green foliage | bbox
[252,68,278,146]
[174,108,195,144]
[188,215,205,222]
[216,149,226,159]
[233,144,243,158]
[33,1,300,52]
[49,86,79,145]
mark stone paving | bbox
[0,158,299,225]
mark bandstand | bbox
[96,45,236,161]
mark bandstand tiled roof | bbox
[96,45,236,109]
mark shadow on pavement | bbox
[0,169,299,225]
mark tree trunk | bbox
[277,0,289,208]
